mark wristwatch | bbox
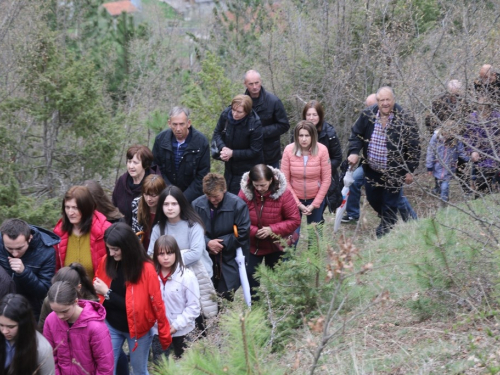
[104,289,112,300]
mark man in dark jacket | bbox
[244,70,289,167]
[153,106,210,202]
[474,64,500,105]
[192,173,250,300]
[347,87,420,237]
[425,79,470,133]
[0,218,59,320]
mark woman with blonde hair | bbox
[281,121,331,225]
[131,175,167,251]
[212,94,264,194]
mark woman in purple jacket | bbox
[43,281,114,375]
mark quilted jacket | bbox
[281,142,332,208]
[238,167,301,256]
[43,300,114,375]
[53,210,111,273]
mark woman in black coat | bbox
[212,95,264,194]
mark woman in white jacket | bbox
[152,235,200,359]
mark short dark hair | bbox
[62,186,96,235]
[0,219,31,241]
[126,145,153,170]
[104,223,151,283]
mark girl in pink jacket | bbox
[281,120,331,225]
[43,281,114,375]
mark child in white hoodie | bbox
[152,235,200,359]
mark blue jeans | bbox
[397,191,418,221]
[434,179,450,201]
[345,166,365,219]
[300,197,327,224]
[346,166,417,221]
[294,198,326,239]
[106,321,154,375]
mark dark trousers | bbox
[364,167,401,237]
[247,251,283,298]
[152,334,187,360]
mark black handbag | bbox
[211,119,228,160]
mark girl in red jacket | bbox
[93,223,172,375]
[44,281,114,375]
[54,186,111,279]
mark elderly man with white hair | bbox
[425,79,469,133]
[347,87,420,238]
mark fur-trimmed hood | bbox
[239,166,287,200]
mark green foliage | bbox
[255,224,342,348]
[145,110,169,137]
[412,217,493,319]
[0,169,59,227]
[182,51,239,134]
[3,28,122,193]
[152,308,285,375]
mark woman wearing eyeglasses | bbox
[131,175,167,251]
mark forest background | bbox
[2,0,500,373]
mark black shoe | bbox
[341,214,357,223]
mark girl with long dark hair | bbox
[93,223,171,375]
[147,186,212,277]
[0,294,55,375]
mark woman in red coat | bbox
[54,186,111,280]
[93,223,171,375]
[238,164,301,296]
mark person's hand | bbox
[299,204,312,215]
[170,326,177,335]
[347,154,359,166]
[471,152,480,162]
[304,204,315,215]
[220,147,233,162]
[93,277,109,296]
[427,171,433,176]
[8,257,24,274]
[256,226,273,239]
[207,239,224,255]
[405,173,414,184]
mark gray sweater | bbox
[148,220,213,278]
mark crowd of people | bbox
[0,65,499,374]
